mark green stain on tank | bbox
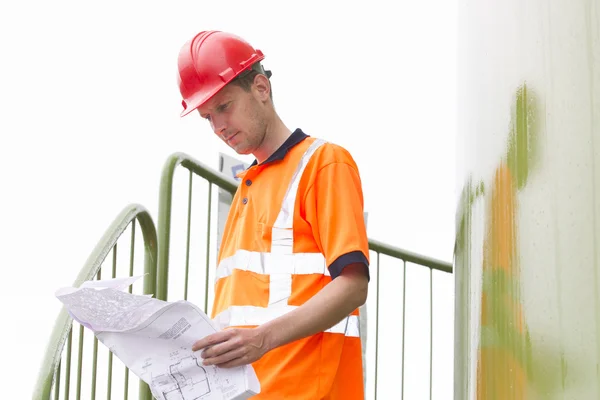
[507,84,540,190]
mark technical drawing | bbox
[151,356,211,400]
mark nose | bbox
[210,114,227,136]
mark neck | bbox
[254,113,292,164]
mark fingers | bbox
[203,345,247,367]
[191,328,261,369]
[201,334,240,360]
[213,354,251,369]
[192,329,233,352]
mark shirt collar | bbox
[249,128,309,167]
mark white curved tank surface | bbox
[455,0,600,399]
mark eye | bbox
[216,101,231,113]
[198,110,211,121]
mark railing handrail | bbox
[369,239,452,273]
[33,203,158,399]
[156,151,452,289]
[156,152,238,301]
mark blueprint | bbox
[56,276,260,400]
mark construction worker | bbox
[177,30,370,399]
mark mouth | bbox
[225,132,239,143]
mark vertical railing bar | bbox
[374,252,381,400]
[64,329,72,400]
[54,359,62,400]
[107,353,113,400]
[430,267,433,400]
[401,259,407,400]
[124,369,129,400]
[76,325,84,400]
[91,337,98,400]
[184,170,193,300]
[204,183,213,314]
[129,220,136,284]
[107,244,117,400]
[91,268,102,400]
[124,221,136,400]
[112,243,118,278]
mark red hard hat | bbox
[177,30,265,117]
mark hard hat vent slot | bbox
[219,68,235,82]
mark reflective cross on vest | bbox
[213,138,360,337]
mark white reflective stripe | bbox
[214,305,292,328]
[273,139,327,230]
[214,305,360,337]
[215,250,330,281]
[271,227,293,254]
[326,315,360,337]
[268,273,292,306]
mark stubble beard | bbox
[242,99,269,155]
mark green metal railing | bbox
[368,240,452,399]
[155,152,454,399]
[156,152,236,305]
[33,204,158,400]
[35,151,453,399]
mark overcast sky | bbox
[0,1,456,398]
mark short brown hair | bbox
[230,62,273,100]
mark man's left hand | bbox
[192,327,269,368]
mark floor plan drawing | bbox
[57,281,260,399]
[151,355,211,400]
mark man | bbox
[177,30,370,399]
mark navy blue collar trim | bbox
[250,128,309,167]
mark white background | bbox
[0,1,457,398]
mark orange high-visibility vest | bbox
[212,130,370,399]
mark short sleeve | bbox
[304,161,370,280]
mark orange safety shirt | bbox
[212,129,370,399]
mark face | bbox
[197,76,270,156]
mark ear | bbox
[252,74,271,103]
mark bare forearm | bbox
[259,263,368,352]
